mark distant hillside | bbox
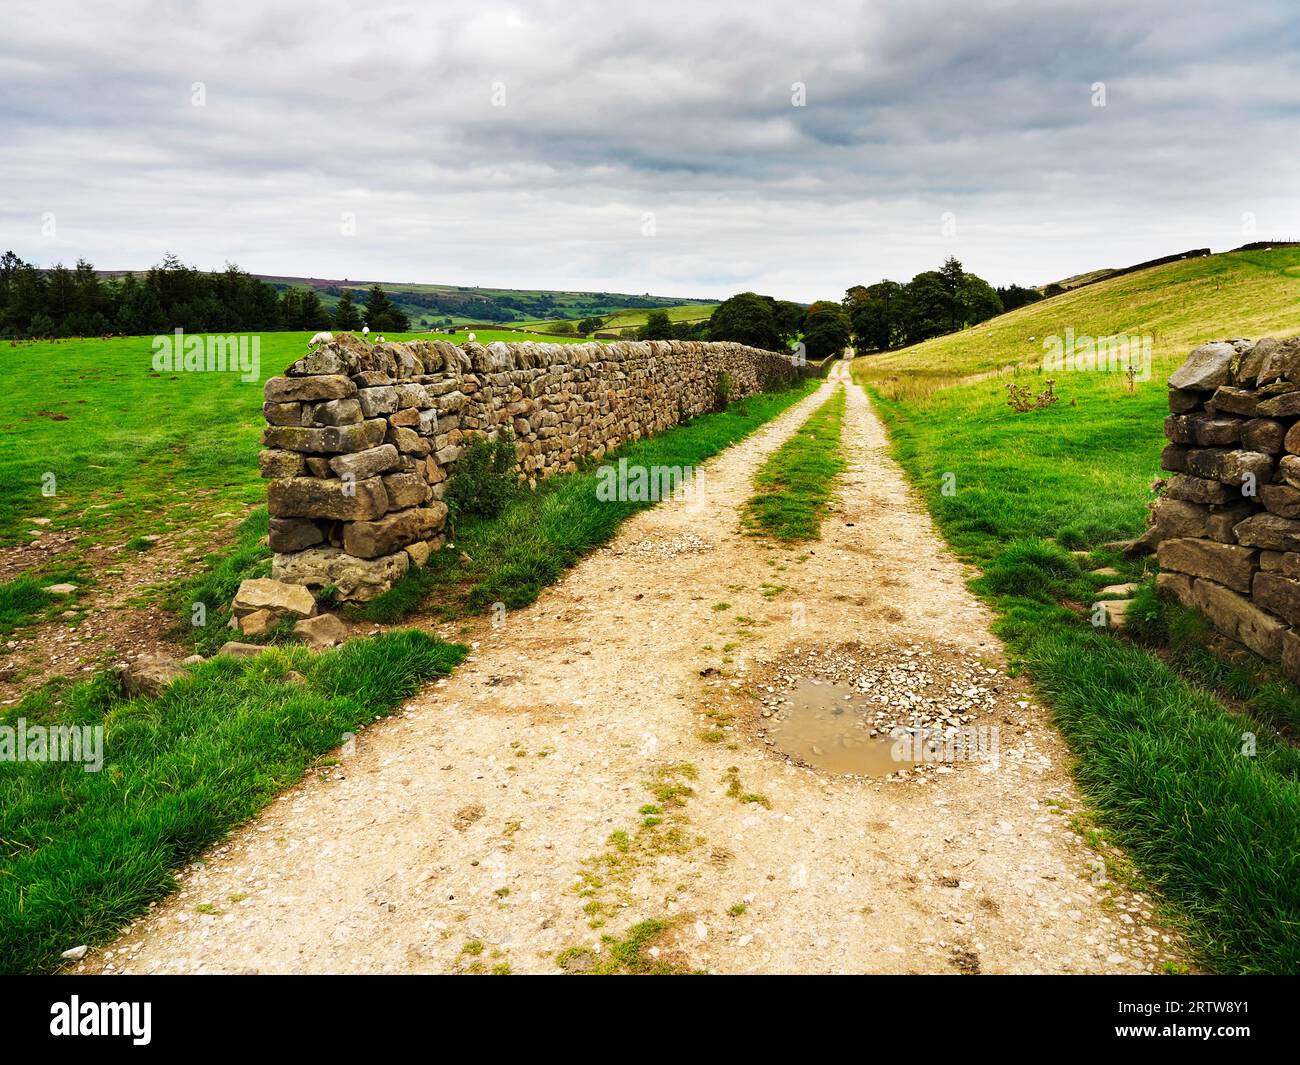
[862,245,1300,379]
[249,274,715,331]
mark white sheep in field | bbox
[362,326,370,337]
[467,331,476,342]
[308,331,333,347]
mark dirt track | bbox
[80,363,1185,974]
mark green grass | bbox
[0,566,85,637]
[858,359,1300,973]
[743,386,846,541]
[0,628,466,975]
[0,329,603,555]
[356,379,818,622]
[857,245,1300,382]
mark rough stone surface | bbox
[232,578,318,620]
[1151,335,1300,673]
[1156,538,1257,593]
[272,546,410,602]
[267,476,388,522]
[115,656,189,698]
[293,612,349,650]
[343,503,448,559]
[1167,342,1234,391]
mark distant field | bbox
[518,302,718,334]
[860,246,1300,382]
[254,273,715,331]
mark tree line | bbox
[702,258,1044,358]
[0,251,411,338]
[843,258,1042,352]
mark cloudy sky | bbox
[3,0,1298,302]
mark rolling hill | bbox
[252,274,716,331]
[861,245,1300,383]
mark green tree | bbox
[845,280,903,352]
[639,310,674,340]
[898,271,952,345]
[801,301,851,360]
[332,289,362,330]
[363,286,408,332]
[708,292,781,350]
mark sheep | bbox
[467,331,477,343]
[308,331,333,347]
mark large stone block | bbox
[343,502,448,559]
[267,476,388,521]
[231,578,317,620]
[1242,418,1284,454]
[1207,388,1257,417]
[1167,342,1234,391]
[1253,571,1300,627]
[262,422,379,454]
[1261,483,1300,518]
[328,444,401,480]
[1233,512,1300,552]
[264,375,356,402]
[1256,391,1300,418]
[272,546,410,602]
[268,517,324,552]
[1183,448,1271,487]
[259,448,305,479]
[1190,578,1284,660]
[1163,474,1234,505]
[1192,416,1244,446]
[381,472,432,509]
[1156,537,1258,592]
[1148,496,1209,539]
[306,397,363,426]
[357,386,399,417]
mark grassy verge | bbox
[357,379,819,622]
[860,362,1300,974]
[743,386,845,540]
[0,565,87,637]
[0,629,466,975]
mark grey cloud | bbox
[1,0,1297,302]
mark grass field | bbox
[0,329,604,550]
[854,247,1300,972]
[859,245,1300,382]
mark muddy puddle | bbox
[764,677,918,776]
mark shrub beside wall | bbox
[260,333,799,600]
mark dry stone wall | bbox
[1150,334,1300,679]
[261,332,800,601]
